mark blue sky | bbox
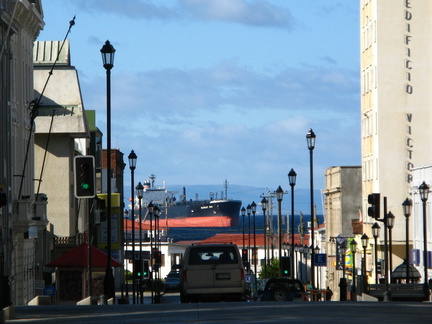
[37,0,360,195]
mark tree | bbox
[260,258,280,279]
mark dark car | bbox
[164,277,180,292]
[165,270,180,279]
[261,278,306,301]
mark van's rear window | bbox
[188,246,239,265]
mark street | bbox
[5,297,432,324]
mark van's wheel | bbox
[271,287,289,301]
[180,293,189,303]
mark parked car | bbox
[165,270,180,279]
[164,277,180,292]
[261,278,307,301]
[180,244,246,302]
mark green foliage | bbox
[259,258,280,279]
[124,269,133,281]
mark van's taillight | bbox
[182,270,187,282]
[240,268,245,280]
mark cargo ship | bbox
[131,175,242,228]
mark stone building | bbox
[360,0,432,281]
[0,0,44,306]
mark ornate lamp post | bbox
[418,181,430,295]
[402,198,413,283]
[306,128,316,289]
[276,186,284,278]
[147,201,154,303]
[386,211,395,278]
[349,238,357,301]
[127,150,137,303]
[261,198,268,267]
[241,207,246,249]
[101,39,116,301]
[246,204,251,269]
[288,168,297,278]
[372,222,381,284]
[136,182,144,303]
[153,205,161,303]
[361,234,369,293]
[251,201,257,290]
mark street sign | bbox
[315,253,327,266]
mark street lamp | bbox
[372,222,381,284]
[261,198,268,267]
[386,211,395,278]
[306,128,316,289]
[153,205,161,303]
[147,201,154,303]
[361,233,369,293]
[288,168,297,279]
[251,201,257,290]
[136,182,144,304]
[101,40,116,301]
[276,186,284,278]
[418,181,430,294]
[402,198,413,283]
[241,207,246,249]
[246,204,251,269]
[128,150,137,304]
[349,239,357,301]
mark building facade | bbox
[0,0,44,306]
[360,0,432,276]
[323,166,362,300]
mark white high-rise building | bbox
[361,0,432,274]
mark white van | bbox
[180,244,246,302]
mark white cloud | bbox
[180,0,295,28]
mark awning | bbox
[46,243,122,268]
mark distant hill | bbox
[167,184,324,216]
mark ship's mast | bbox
[223,179,228,200]
[149,174,156,188]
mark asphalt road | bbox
[5,299,432,324]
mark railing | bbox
[54,233,85,247]
[368,283,429,301]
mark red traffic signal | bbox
[242,248,248,262]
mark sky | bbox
[36,0,360,195]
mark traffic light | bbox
[134,259,143,277]
[152,248,162,265]
[281,256,291,277]
[367,193,380,219]
[143,260,150,279]
[377,259,382,274]
[242,249,248,262]
[74,156,95,198]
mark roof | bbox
[187,233,310,247]
[46,243,122,268]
